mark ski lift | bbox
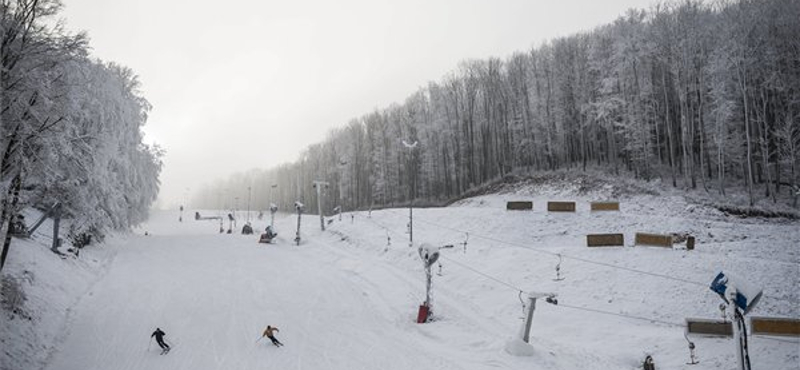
[684,331,699,365]
[553,254,565,281]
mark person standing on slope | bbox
[151,328,170,352]
[262,325,283,347]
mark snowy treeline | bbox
[195,0,799,214]
[0,0,162,270]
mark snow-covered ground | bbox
[3,186,799,370]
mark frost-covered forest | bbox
[194,0,800,213]
[0,0,162,270]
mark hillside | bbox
[2,180,798,370]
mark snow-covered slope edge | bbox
[0,211,120,370]
[323,181,799,369]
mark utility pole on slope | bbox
[312,181,329,231]
[402,140,418,248]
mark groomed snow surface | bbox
[3,189,800,370]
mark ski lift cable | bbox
[388,209,708,287]
[555,302,684,327]
[440,254,525,294]
[404,211,799,305]
[367,215,689,328]
[442,253,679,327]
[364,212,800,337]
[752,336,800,344]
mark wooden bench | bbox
[590,202,619,211]
[751,317,800,337]
[635,233,673,248]
[547,201,575,212]
[586,234,624,247]
[686,318,733,337]
[506,201,533,211]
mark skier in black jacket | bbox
[151,328,170,352]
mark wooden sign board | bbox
[591,202,620,211]
[751,317,800,337]
[587,234,624,247]
[686,318,733,337]
[635,233,673,248]
[548,201,576,212]
[506,201,533,211]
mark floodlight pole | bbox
[294,202,304,245]
[403,140,418,248]
[313,181,329,231]
[270,184,278,228]
[234,196,239,229]
[247,186,252,223]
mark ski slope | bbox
[17,191,800,370]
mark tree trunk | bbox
[0,174,22,272]
[662,67,677,187]
[739,67,755,206]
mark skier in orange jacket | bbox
[262,325,283,347]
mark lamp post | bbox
[402,140,418,248]
[294,201,304,245]
[246,186,252,223]
[217,190,224,233]
[270,184,278,228]
[338,158,347,222]
[312,181,329,231]
[234,196,239,222]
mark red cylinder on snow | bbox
[417,304,429,323]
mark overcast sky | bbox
[61,0,651,209]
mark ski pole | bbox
[256,336,263,343]
[148,337,152,351]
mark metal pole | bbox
[409,149,413,247]
[409,203,413,247]
[313,181,328,231]
[522,296,537,343]
[247,186,251,223]
[408,149,414,247]
[732,308,752,370]
[425,264,432,310]
[270,184,277,229]
[317,185,324,231]
[402,140,418,248]
[295,205,302,246]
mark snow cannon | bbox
[418,243,440,267]
[417,243,440,323]
[710,271,763,315]
[259,225,277,244]
[294,201,304,211]
[270,204,278,214]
